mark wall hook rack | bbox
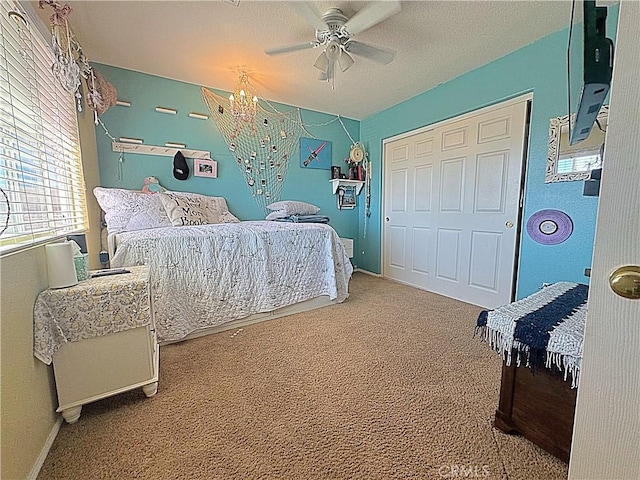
[111,141,211,159]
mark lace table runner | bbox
[34,265,151,364]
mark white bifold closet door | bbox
[383,96,529,309]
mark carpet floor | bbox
[38,272,568,479]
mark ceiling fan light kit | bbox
[338,51,355,72]
[265,1,401,89]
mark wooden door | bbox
[569,2,640,477]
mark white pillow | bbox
[93,187,172,234]
[265,210,289,221]
[159,191,240,226]
[266,200,320,216]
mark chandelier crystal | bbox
[229,73,258,134]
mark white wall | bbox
[1,247,59,479]
[0,94,102,480]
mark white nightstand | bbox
[34,265,159,423]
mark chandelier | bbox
[229,73,258,134]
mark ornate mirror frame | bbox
[545,105,609,183]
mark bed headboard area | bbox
[94,186,242,261]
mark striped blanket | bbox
[475,282,588,388]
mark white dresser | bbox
[34,265,159,423]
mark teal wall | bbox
[94,4,619,299]
[359,6,618,299]
[93,64,361,259]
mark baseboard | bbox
[27,416,62,480]
[354,268,382,277]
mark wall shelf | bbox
[112,142,210,159]
[330,179,365,195]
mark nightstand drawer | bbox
[53,325,156,409]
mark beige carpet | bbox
[38,273,568,480]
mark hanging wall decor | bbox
[526,209,574,245]
[39,0,117,117]
[193,158,218,178]
[300,138,332,170]
[202,85,308,212]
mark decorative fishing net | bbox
[202,87,309,213]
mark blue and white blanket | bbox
[273,215,330,224]
[475,282,588,388]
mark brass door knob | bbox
[609,265,640,299]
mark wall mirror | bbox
[546,105,608,183]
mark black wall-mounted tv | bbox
[569,0,614,145]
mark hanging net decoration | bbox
[202,85,308,213]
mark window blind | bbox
[0,1,87,254]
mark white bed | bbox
[107,220,352,343]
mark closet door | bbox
[383,96,529,308]
[383,130,436,288]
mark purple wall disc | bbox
[526,209,573,245]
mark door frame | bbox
[380,92,533,301]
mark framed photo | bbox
[194,158,217,178]
[300,137,332,170]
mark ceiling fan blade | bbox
[265,42,318,56]
[343,0,401,36]
[338,51,354,72]
[293,1,328,32]
[344,40,396,65]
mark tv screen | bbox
[569,0,614,145]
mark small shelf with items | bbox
[330,179,365,195]
[331,179,364,210]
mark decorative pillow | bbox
[159,191,241,226]
[266,200,320,216]
[265,210,289,221]
[158,192,215,226]
[93,187,172,234]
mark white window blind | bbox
[0,1,87,254]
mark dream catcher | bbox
[349,142,372,237]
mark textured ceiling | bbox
[32,1,595,120]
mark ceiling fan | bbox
[265,1,401,88]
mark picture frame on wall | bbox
[300,137,332,170]
[194,158,218,178]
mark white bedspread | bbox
[110,221,352,342]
